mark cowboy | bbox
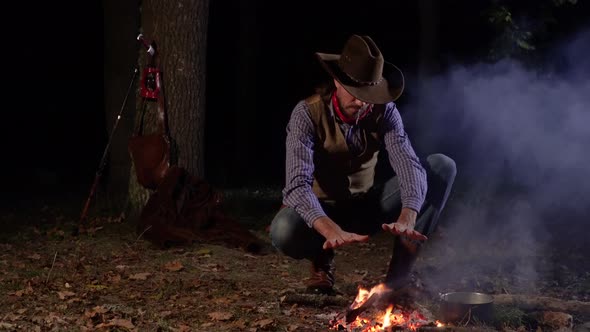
[270,35,457,295]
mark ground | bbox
[1,188,589,331]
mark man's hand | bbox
[313,216,369,250]
[382,208,427,241]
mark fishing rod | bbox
[78,66,139,227]
[77,34,160,232]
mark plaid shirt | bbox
[282,98,427,228]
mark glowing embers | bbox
[329,283,443,331]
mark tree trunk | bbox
[102,0,140,212]
[128,0,209,217]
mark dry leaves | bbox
[128,272,151,280]
[84,305,110,318]
[163,261,184,272]
[196,248,212,256]
[95,318,135,330]
[107,273,122,283]
[170,324,192,332]
[57,291,75,300]
[254,318,274,329]
[232,318,248,329]
[208,311,234,321]
[0,322,15,329]
[12,283,34,297]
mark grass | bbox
[492,305,527,329]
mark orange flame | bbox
[331,283,441,331]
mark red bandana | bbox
[331,91,372,125]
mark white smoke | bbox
[409,28,590,292]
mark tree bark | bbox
[128,0,210,217]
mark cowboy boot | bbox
[384,236,422,306]
[305,249,335,294]
[386,205,439,290]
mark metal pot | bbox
[439,292,494,324]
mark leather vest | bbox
[305,94,383,200]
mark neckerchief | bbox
[331,91,372,125]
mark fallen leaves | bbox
[84,305,110,318]
[287,324,300,332]
[0,322,16,329]
[170,324,192,332]
[95,318,135,330]
[199,263,226,272]
[196,248,212,256]
[0,219,392,332]
[254,318,274,329]
[106,273,122,283]
[232,318,248,329]
[86,284,108,290]
[84,305,138,331]
[128,272,151,280]
[57,290,75,300]
[208,311,234,321]
[163,260,184,272]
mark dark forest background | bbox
[1,0,589,210]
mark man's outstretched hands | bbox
[382,207,427,241]
[313,216,369,250]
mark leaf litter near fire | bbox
[0,188,589,331]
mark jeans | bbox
[270,153,457,284]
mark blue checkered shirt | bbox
[282,98,427,228]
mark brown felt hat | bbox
[316,35,404,104]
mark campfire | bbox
[330,283,444,331]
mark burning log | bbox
[344,284,421,323]
[323,282,437,331]
[494,294,590,318]
[345,291,382,323]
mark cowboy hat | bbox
[316,35,405,104]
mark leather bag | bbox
[128,88,171,190]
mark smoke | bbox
[409,28,590,292]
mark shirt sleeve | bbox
[282,100,327,228]
[380,103,427,212]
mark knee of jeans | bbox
[427,153,457,182]
[270,211,300,252]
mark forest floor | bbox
[1,187,589,332]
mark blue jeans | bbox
[270,153,457,285]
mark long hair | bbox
[314,79,335,104]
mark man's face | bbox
[334,79,372,119]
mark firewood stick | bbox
[345,291,388,323]
[344,286,414,323]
